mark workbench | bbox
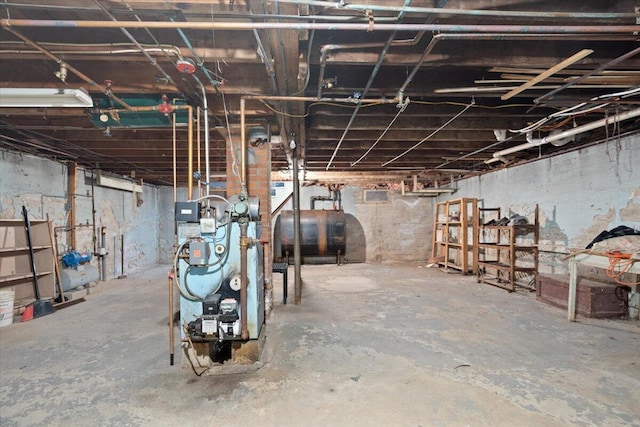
[567,252,640,321]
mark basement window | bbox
[363,189,390,204]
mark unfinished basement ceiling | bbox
[0,0,639,187]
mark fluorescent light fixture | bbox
[0,88,93,107]
[97,171,142,193]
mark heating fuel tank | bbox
[276,210,346,257]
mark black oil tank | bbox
[276,210,346,257]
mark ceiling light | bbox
[0,88,93,108]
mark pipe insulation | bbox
[486,107,640,163]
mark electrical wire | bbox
[259,99,386,118]
[606,251,640,286]
[183,328,210,376]
[220,89,242,183]
[382,100,474,166]
[351,97,410,167]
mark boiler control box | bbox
[189,241,210,265]
[175,201,200,223]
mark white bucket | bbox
[0,289,15,327]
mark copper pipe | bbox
[239,222,249,340]
[187,106,193,200]
[172,112,177,203]
[168,274,174,366]
[3,26,132,109]
[96,104,193,195]
[2,19,638,33]
[196,106,201,199]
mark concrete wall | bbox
[439,134,640,273]
[272,183,434,263]
[0,150,163,279]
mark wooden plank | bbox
[501,49,594,100]
[46,215,64,300]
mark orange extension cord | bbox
[606,251,640,286]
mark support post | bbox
[292,145,302,304]
[568,257,578,321]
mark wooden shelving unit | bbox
[0,219,56,309]
[475,205,539,292]
[431,198,478,274]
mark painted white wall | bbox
[0,150,162,279]
[3,133,638,271]
[271,183,434,263]
[442,135,639,249]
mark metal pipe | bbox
[390,0,447,47]
[100,226,107,281]
[292,142,302,304]
[486,107,640,163]
[266,0,640,20]
[2,26,132,109]
[316,0,414,100]
[395,31,633,102]
[326,28,401,170]
[240,221,249,339]
[196,106,201,199]
[253,29,278,94]
[173,24,223,89]
[3,19,638,33]
[172,111,177,203]
[93,0,176,88]
[0,2,394,20]
[4,1,636,21]
[316,42,398,98]
[397,34,442,102]
[275,2,290,96]
[192,76,210,198]
[168,273,174,365]
[98,103,193,194]
[90,169,97,256]
[240,98,247,193]
[243,95,398,103]
[535,45,640,104]
[187,106,194,199]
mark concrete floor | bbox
[0,263,639,426]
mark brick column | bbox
[226,138,273,317]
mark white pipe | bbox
[192,76,211,197]
[486,107,640,163]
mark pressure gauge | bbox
[229,275,241,291]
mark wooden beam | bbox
[501,49,594,100]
